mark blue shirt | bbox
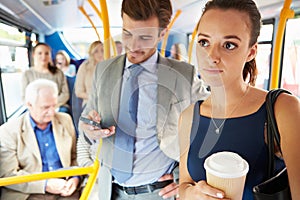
[118,52,175,186]
[29,116,63,172]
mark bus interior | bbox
[0,0,300,198]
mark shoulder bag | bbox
[253,89,292,200]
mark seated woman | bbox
[22,42,70,114]
[179,0,300,199]
[55,50,76,77]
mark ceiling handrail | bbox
[187,22,198,64]
[161,9,182,57]
[78,5,101,40]
[87,0,103,20]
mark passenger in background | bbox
[169,43,187,61]
[75,40,104,108]
[115,40,123,55]
[179,0,300,199]
[22,42,70,114]
[0,79,80,200]
[75,41,104,199]
[55,50,76,77]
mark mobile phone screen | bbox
[79,116,102,128]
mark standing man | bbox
[80,0,209,199]
[0,79,80,200]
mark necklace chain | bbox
[210,86,249,134]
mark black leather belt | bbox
[113,180,173,195]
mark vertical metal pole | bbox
[270,0,294,89]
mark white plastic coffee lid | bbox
[204,151,249,178]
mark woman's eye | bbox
[224,42,236,50]
[198,39,209,47]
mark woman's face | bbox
[171,45,176,57]
[196,9,257,87]
[93,44,104,63]
[55,54,67,68]
[33,45,52,67]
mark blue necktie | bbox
[111,64,143,183]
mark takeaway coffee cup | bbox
[204,151,249,200]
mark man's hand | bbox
[158,174,179,199]
[60,177,80,196]
[45,178,67,194]
[80,110,115,140]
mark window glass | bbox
[281,18,300,97]
[256,24,274,89]
[63,28,122,58]
[0,22,29,119]
[0,46,29,118]
[0,23,26,45]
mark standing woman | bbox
[75,41,104,107]
[170,43,186,61]
[179,0,300,199]
[22,43,70,113]
[75,40,104,199]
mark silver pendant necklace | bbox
[211,119,225,134]
[210,86,249,134]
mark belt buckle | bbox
[123,186,135,195]
[123,188,129,195]
[122,187,130,195]
[121,182,162,195]
[146,184,153,193]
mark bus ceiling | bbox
[1,0,299,37]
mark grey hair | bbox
[25,79,58,104]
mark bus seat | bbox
[70,59,86,73]
[66,76,83,137]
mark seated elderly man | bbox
[0,79,80,200]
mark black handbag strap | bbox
[265,89,292,178]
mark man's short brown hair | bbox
[121,0,172,29]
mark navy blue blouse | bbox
[187,101,285,200]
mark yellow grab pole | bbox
[0,140,103,200]
[99,0,111,59]
[161,10,182,57]
[0,167,94,186]
[80,139,103,200]
[111,37,117,57]
[79,161,99,200]
[78,6,101,40]
[270,0,294,89]
[87,0,103,21]
[187,24,198,64]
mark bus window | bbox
[281,17,300,97]
[63,28,122,58]
[0,23,29,120]
[256,23,274,89]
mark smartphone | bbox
[79,116,102,129]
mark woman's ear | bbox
[246,43,257,62]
